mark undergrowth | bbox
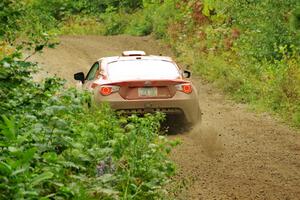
[0,1,176,198]
[0,50,175,199]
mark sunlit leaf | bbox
[31,172,54,186]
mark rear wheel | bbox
[162,113,192,134]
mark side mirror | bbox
[74,72,85,83]
[183,70,191,78]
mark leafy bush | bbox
[1,1,177,199]
[0,50,175,199]
[125,11,153,36]
[0,0,57,45]
[142,0,179,39]
[0,0,25,42]
[59,15,105,35]
[99,9,129,36]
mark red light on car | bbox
[100,87,112,96]
[182,84,192,93]
[99,85,120,96]
[175,84,192,94]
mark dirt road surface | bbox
[31,35,300,200]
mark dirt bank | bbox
[31,35,300,200]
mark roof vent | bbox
[122,51,146,56]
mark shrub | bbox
[99,9,129,35]
[125,11,153,36]
[1,2,177,198]
[0,50,175,199]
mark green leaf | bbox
[22,147,37,164]
[12,167,27,176]
[0,161,12,176]
[1,115,16,140]
[42,152,58,162]
[31,172,54,186]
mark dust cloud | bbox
[190,123,224,157]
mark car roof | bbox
[98,55,174,65]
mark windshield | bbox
[107,60,181,82]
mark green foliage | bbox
[149,0,179,39]
[82,0,144,14]
[1,1,176,198]
[0,0,25,42]
[290,6,300,31]
[30,0,85,20]
[0,0,58,45]
[70,0,179,37]
[0,0,147,42]
[224,0,299,59]
[99,10,130,36]
[202,0,215,17]
[125,11,153,36]
[59,15,105,35]
[0,49,175,199]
